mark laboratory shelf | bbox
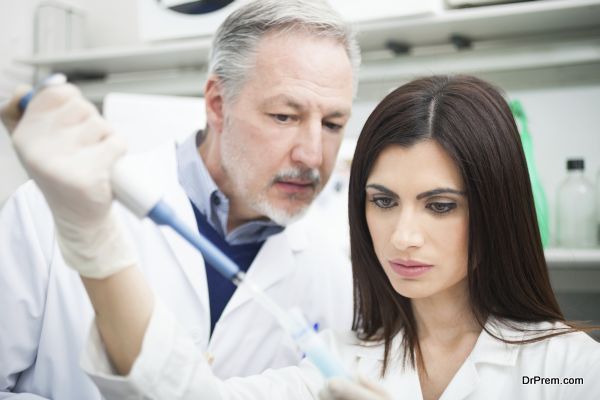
[544,248,600,293]
[17,0,600,76]
[358,33,600,85]
[356,0,600,50]
[545,247,600,269]
[17,37,213,76]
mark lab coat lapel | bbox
[352,337,424,400]
[439,360,479,400]
[222,219,308,317]
[440,320,521,400]
[150,141,210,315]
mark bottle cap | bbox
[566,159,584,171]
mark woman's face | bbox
[365,140,469,300]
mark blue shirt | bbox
[176,131,285,334]
[190,202,265,334]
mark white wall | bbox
[0,0,140,204]
[77,0,140,47]
[0,0,38,96]
[0,0,41,203]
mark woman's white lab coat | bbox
[0,141,353,399]
[83,300,600,400]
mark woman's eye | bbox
[370,197,396,209]
[427,202,457,214]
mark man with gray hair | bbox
[0,0,360,399]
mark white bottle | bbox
[556,159,596,248]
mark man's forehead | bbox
[251,31,353,85]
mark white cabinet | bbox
[138,0,249,41]
[328,0,441,24]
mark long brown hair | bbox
[349,75,585,375]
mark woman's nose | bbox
[390,212,425,251]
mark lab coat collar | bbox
[151,140,211,318]
[348,317,522,365]
[349,318,524,400]
[468,317,523,367]
[437,319,524,400]
[219,216,309,317]
[341,333,424,399]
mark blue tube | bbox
[147,200,242,281]
[305,343,349,379]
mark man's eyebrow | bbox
[263,95,350,118]
[416,188,465,200]
[325,109,351,119]
[365,184,398,199]
[262,94,305,111]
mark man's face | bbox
[215,31,353,226]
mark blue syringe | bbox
[17,74,348,379]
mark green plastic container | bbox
[510,100,550,247]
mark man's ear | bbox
[204,76,225,135]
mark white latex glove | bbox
[10,83,137,279]
[319,375,393,400]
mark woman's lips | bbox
[388,260,433,278]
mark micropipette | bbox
[17,74,349,379]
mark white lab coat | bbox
[83,301,600,400]
[0,141,353,399]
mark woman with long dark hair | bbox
[342,74,600,399]
[10,75,600,399]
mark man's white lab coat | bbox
[84,302,600,400]
[0,141,353,399]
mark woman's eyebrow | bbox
[365,184,398,199]
[366,184,465,200]
[416,188,465,200]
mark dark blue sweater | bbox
[190,203,265,335]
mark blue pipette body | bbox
[148,200,242,281]
[18,92,34,112]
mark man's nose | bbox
[390,210,425,251]
[291,119,323,169]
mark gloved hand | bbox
[319,375,393,400]
[10,83,138,279]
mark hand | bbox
[11,83,137,278]
[1,84,31,133]
[319,375,393,400]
